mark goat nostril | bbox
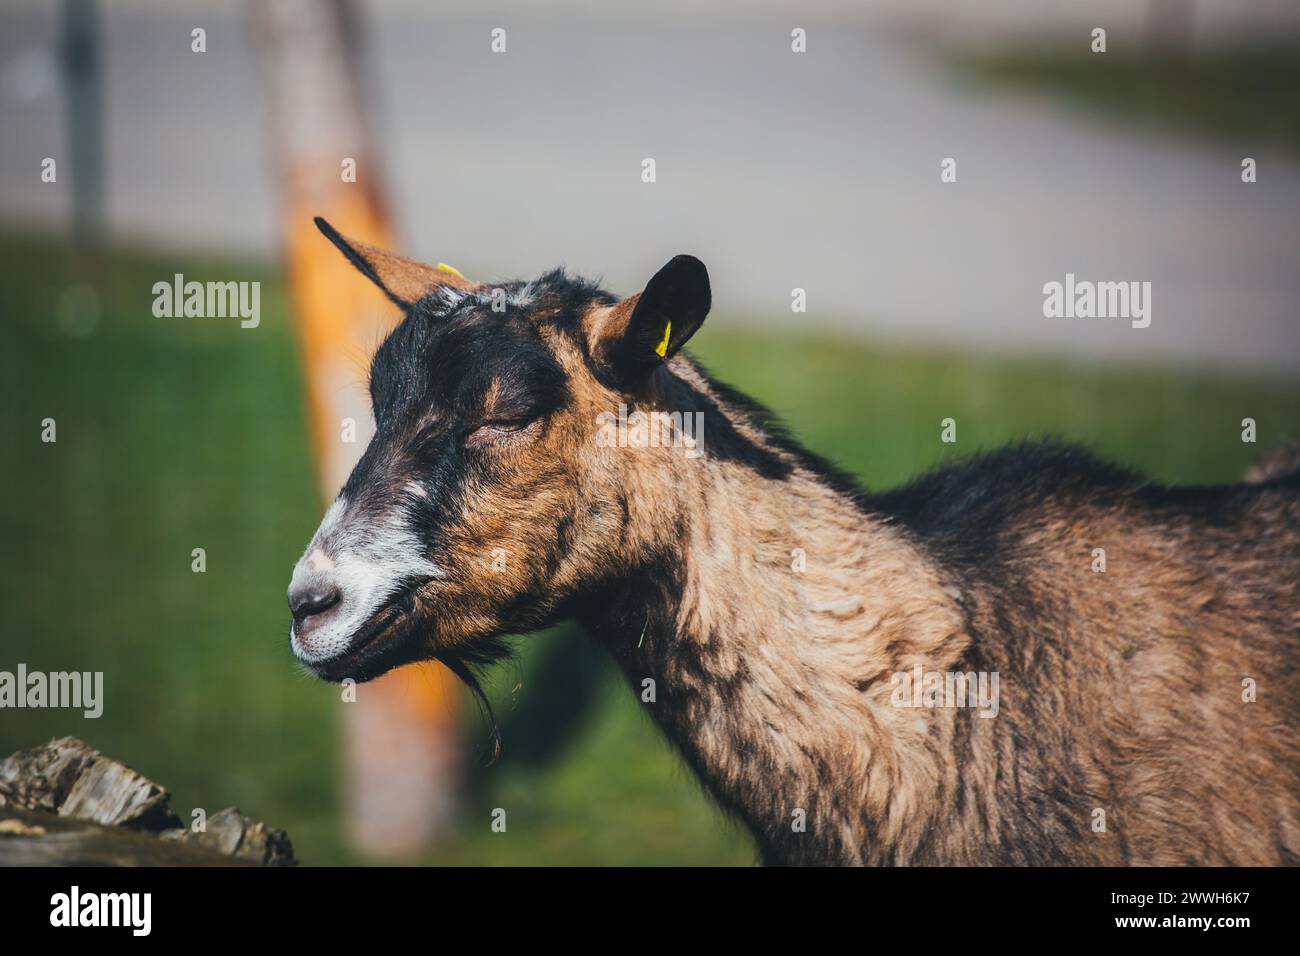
[290,585,342,624]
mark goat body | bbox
[295,220,1300,866]
[576,362,1300,865]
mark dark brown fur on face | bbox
[301,220,1300,866]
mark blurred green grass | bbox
[952,42,1300,151]
[2,232,1297,865]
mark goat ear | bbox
[313,216,478,309]
[591,255,711,387]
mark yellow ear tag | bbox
[436,263,465,279]
[655,320,672,358]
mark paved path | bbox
[2,3,1297,373]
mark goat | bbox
[287,218,1300,865]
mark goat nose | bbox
[290,584,342,625]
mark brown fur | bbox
[310,224,1300,865]
[1245,439,1300,483]
[415,309,1300,864]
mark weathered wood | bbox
[0,736,177,828]
[0,805,247,867]
[0,738,295,866]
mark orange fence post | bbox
[250,0,459,858]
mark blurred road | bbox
[2,1,1298,373]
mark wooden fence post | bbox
[248,0,459,858]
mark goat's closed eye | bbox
[465,417,540,448]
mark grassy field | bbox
[2,232,1298,865]
[953,42,1300,152]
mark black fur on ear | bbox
[593,255,711,387]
